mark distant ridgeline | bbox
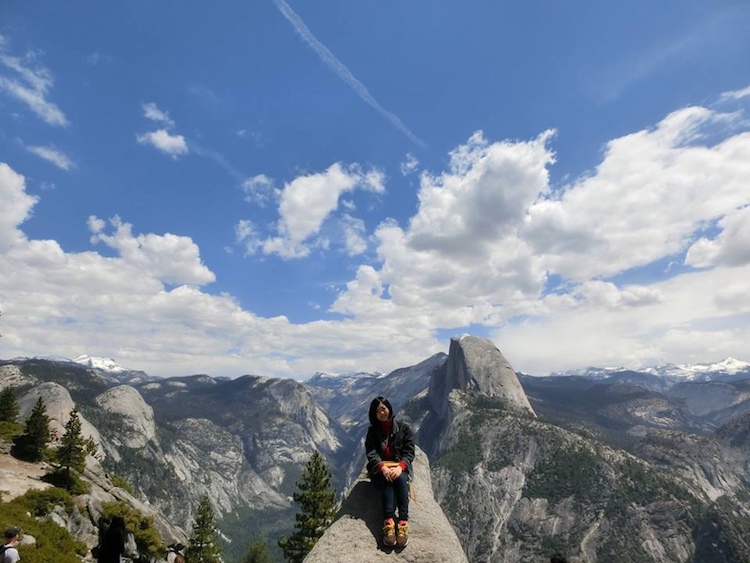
[2,338,750,562]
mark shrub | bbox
[101,500,166,559]
[0,489,86,563]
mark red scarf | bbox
[379,420,394,460]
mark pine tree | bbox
[12,396,50,461]
[278,450,338,563]
[0,386,19,422]
[242,540,273,563]
[185,495,222,563]
[55,408,97,489]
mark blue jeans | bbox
[373,472,409,521]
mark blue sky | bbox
[1,1,749,379]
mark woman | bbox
[365,396,415,548]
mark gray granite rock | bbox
[304,447,467,563]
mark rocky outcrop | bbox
[95,385,158,449]
[304,447,467,563]
[18,382,104,454]
[427,335,535,421]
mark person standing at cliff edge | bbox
[365,396,415,548]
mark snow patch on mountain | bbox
[73,355,128,373]
[643,358,750,380]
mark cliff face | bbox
[304,447,467,563]
[415,341,750,562]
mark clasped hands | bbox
[381,465,402,482]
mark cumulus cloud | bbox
[88,215,215,286]
[136,129,189,158]
[332,130,555,327]
[686,205,750,268]
[142,102,175,127]
[257,163,385,258]
[0,36,68,126]
[0,162,38,251]
[524,108,750,280]
[136,102,189,158]
[24,144,74,170]
[0,162,435,378]
[332,103,750,371]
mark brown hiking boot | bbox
[396,520,409,547]
[382,518,396,547]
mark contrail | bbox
[272,0,427,148]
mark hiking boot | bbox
[396,520,409,547]
[382,518,396,547]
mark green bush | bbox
[110,472,134,494]
[0,489,87,563]
[0,420,22,442]
[101,500,166,559]
[16,487,74,516]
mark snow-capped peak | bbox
[73,355,128,373]
[642,358,750,379]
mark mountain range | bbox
[3,337,750,562]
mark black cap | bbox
[4,526,21,539]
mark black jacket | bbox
[365,419,415,477]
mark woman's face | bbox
[375,402,390,422]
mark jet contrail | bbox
[272,0,427,148]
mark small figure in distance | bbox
[1,527,22,563]
[365,397,415,549]
[96,515,127,563]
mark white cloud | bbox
[493,264,750,375]
[0,37,68,126]
[0,162,38,251]
[0,163,436,378]
[142,102,175,127]
[242,174,276,206]
[686,205,750,268]
[88,215,215,286]
[136,129,189,158]
[400,153,419,176]
[718,84,750,102]
[258,163,384,258]
[341,214,368,256]
[332,104,750,371]
[24,144,74,170]
[332,130,555,328]
[524,108,750,280]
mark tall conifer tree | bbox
[185,495,222,562]
[242,540,273,563]
[55,407,96,489]
[12,396,50,461]
[278,450,337,563]
[0,386,19,422]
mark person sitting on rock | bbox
[365,396,415,548]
